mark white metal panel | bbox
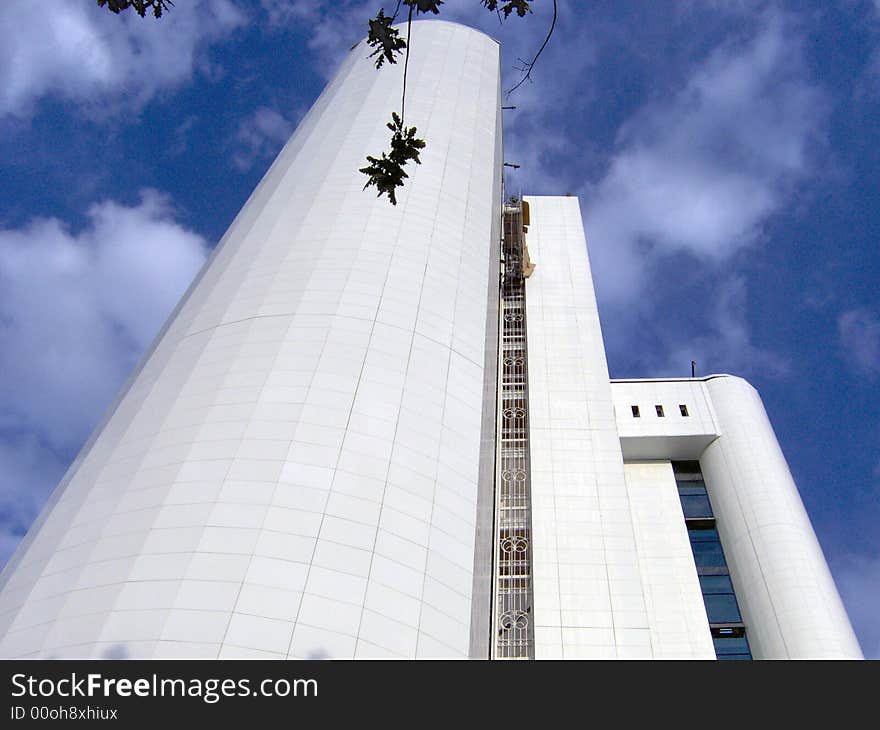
[623,461,715,658]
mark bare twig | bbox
[505,0,557,97]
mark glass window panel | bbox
[704,594,742,623]
[700,575,734,594]
[688,527,720,543]
[713,636,750,655]
[691,540,727,567]
[677,483,707,496]
[716,653,752,661]
[680,494,713,518]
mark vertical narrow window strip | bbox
[673,461,752,660]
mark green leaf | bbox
[361,113,426,205]
[506,1,532,17]
[405,0,444,14]
[359,153,409,206]
[96,0,173,18]
[388,112,426,166]
[481,0,531,18]
[366,9,407,69]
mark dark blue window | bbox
[678,483,707,495]
[689,528,728,568]
[713,635,751,660]
[678,483,713,518]
[673,461,752,660]
[704,594,743,623]
[680,494,713,519]
[699,575,735,594]
[691,541,726,568]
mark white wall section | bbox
[0,20,503,659]
[524,196,653,658]
[623,461,715,659]
[611,375,863,658]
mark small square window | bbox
[631,405,640,417]
[679,404,689,417]
[655,405,664,417]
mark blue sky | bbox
[0,0,877,657]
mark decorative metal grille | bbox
[492,201,535,659]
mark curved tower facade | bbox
[700,376,862,658]
[0,20,503,659]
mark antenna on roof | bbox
[691,360,696,378]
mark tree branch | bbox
[96,0,174,18]
[505,0,557,97]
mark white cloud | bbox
[0,191,208,563]
[260,0,311,27]
[260,0,376,74]
[833,553,880,659]
[584,14,827,306]
[0,0,245,117]
[838,308,880,376]
[0,191,209,448]
[662,276,790,378]
[232,106,296,171]
[865,1,880,92]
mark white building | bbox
[0,21,861,659]
[522,196,861,659]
